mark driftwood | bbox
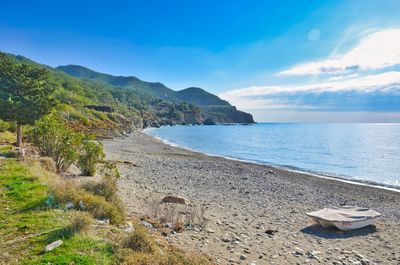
[103,160,138,166]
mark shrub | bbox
[101,161,121,179]
[69,211,93,234]
[38,157,57,173]
[123,225,155,253]
[31,116,82,172]
[51,181,125,224]
[78,137,105,176]
[83,176,117,201]
[0,120,9,132]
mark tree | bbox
[0,53,55,148]
[31,116,82,172]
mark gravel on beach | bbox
[103,131,400,265]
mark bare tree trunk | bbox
[16,124,23,148]
[16,124,25,160]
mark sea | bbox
[145,123,400,190]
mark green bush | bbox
[0,120,9,132]
[31,116,82,172]
[78,137,105,176]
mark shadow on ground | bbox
[301,224,377,239]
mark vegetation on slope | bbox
[0,132,210,265]
[57,64,255,125]
[0,55,212,264]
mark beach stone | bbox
[306,250,321,261]
[206,228,215,233]
[243,249,251,254]
[221,237,231,243]
[293,247,304,256]
[161,195,190,205]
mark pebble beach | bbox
[103,131,400,265]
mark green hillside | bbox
[56,65,179,102]
[1,52,254,136]
[57,65,254,124]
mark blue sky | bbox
[1,0,400,122]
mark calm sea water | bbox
[146,123,400,189]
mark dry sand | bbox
[103,131,400,265]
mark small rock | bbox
[221,237,231,243]
[43,240,63,253]
[306,250,321,261]
[244,249,251,254]
[78,200,86,210]
[265,229,278,236]
[293,247,304,256]
[239,254,247,260]
[96,219,110,225]
[65,202,74,210]
[161,195,190,205]
[123,221,134,232]
[206,228,215,233]
[141,220,153,228]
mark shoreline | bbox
[145,129,400,193]
[103,131,400,264]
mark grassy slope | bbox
[0,133,210,265]
[0,132,114,264]
[0,156,114,264]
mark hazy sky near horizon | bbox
[1,0,400,122]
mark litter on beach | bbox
[306,206,381,231]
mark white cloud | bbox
[279,28,400,76]
[328,73,359,81]
[219,71,400,109]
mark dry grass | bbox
[116,224,211,265]
[148,200,208,232]
[37,157,57,173]
[1,151,211,264]
[68,211,93,234]
[51,182,125,224]
[123,225,156,253]
[0,131,15,144]
[82,175,118,201]
[116,248,211,265]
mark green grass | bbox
[0,159,114,265]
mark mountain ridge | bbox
[56,64,255,124]
[1,52,254,136]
